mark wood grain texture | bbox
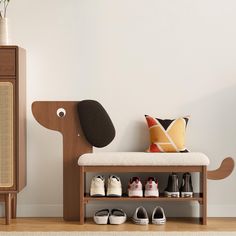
[79,166,84,225]
[0,46,26,224]
[31,99,234,223]
[84,166,202,173]
[0,47,16,76]
[32,101,92,221]
[81,164,207,225]
[0,217,235,231]
[84,193,203,202]
[208,157,235,180]
[11,194,17,219]
[200,166,207,225]
[5,193,12,225]
[17,47,27,191]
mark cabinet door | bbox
[0,81,15,189]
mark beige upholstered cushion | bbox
[78,152,209,166]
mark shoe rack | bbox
[79,165,207,225]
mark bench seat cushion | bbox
[78,152,210,166]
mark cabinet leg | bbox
[5,193,11,225]
[11,194,17,219]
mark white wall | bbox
[2,0,236,217]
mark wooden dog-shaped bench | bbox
[32,100,234,223]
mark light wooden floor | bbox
[0,218,236,232]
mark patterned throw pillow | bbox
[145,115,189,153]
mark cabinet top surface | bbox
[0,46,24,50]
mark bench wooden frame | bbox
[32,101,234,223]
[78,165,207,225]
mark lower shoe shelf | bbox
[79,165,207,225]
[84,193,202,203]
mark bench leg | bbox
[200,166,207,225]
[79,166,85,224]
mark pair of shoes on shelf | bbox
[128,177,159,197]
[132,206,166,225]
[164,172,193,198]
[94,208,127,225]
[90,175,122,197]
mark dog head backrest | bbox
[32,100,116,148]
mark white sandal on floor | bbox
[109,209,127,225]
[93,209,109,224]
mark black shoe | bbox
[180,172,193,198]
[164,173,180,198]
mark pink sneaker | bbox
[128,177,143,197]
[144,177,159,197]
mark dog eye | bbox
[56,108,66,118]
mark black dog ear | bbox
[78,100,116,148]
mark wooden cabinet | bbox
[0,46,26,224]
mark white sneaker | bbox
[109,209,127,224]
[107,175,122,197]
[90,175,105,197]
[128,177,143,197]
[93,209,109,224]
[132,206,149,225]
[144,177,159,197]
[152,206,166,225]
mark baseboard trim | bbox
[0,204,63,217]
